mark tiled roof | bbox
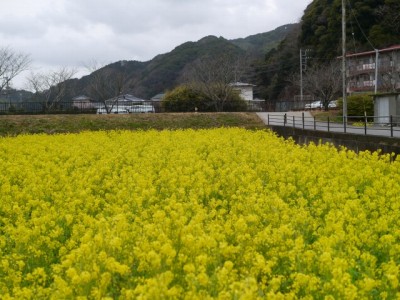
[346,45,400,58]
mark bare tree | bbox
[380,70,399,93]
[302,61,342,110]
[379,52,400,92]
[184,54,247,112]
[85,61,129,113]
[0,47,31,94]
[27,67,76,111]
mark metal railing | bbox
[266,113,400,138]
[0,101,165,114]
[272,100,338,112]
[0,100,268,114]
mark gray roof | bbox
[230,82,256,87]
[106,94,148,103]
[72,95,92,101]
[151,93,165,101]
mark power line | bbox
[347,0,376,50]
[349,16,358,53]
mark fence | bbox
[0,100,267,114]
[1,99,343,114]
[265,97,330,112]
[266,113,400,138]
[274,101,308,112]
[0,101,169,114]
[0,101,98,114]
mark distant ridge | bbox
[68,25,295,99]
[230,24,298,57]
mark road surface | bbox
[257,112,400,139]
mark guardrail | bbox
[266,113,400,138]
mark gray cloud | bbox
[1,0,311,88]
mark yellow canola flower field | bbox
[0,128,400,299]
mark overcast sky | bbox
[1,0,311,88]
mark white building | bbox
[230,82,255,101]
[347,45,400,93]
[105,94,148,105]
[71,95,94,109]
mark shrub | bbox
[162,85,248,112]
[337,94,374,116]
[220,91,248,112]
[162,86,209,112]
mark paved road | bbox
[257,112,400,139]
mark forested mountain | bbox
[21,1,400,104]
[300,0,400,59]
[231,24,297,57]
[251,24,302,102]
[257,0,400,101]
[127,36,245,98]
[67,25,292,100]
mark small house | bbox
[151,93,165,101]
[104,94,148,107]
[71,95,94,109]
[230,82,255,101]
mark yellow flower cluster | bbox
[0,129,399,299]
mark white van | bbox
[127,105,155,113]
[96,107,129,114]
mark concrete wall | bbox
[269,125,400,156]
[233,86,254,101]
[374,93,400,124]
[239,86,254,101]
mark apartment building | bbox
[347,45,400,94]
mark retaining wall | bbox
[269,125,400,155]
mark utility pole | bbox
[300,49,310,103]
[374,49,379,94]
[300,49,303,102]
[4,77,11,110]
[342,0,347,123]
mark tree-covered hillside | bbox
[129,36,245,98]
[300,0,400,60]
[66,26,291,100]
[252,25,301,102]
[257,0,400,102]
[8,1,400,106]
[231,24,298,57]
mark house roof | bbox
[230,82,256,87]
[372,92,400,98]
[106,94,147,102]
[151,93,165,101]
[121,94,147,102]
[346,45,400,58]
[72,95,92,101]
